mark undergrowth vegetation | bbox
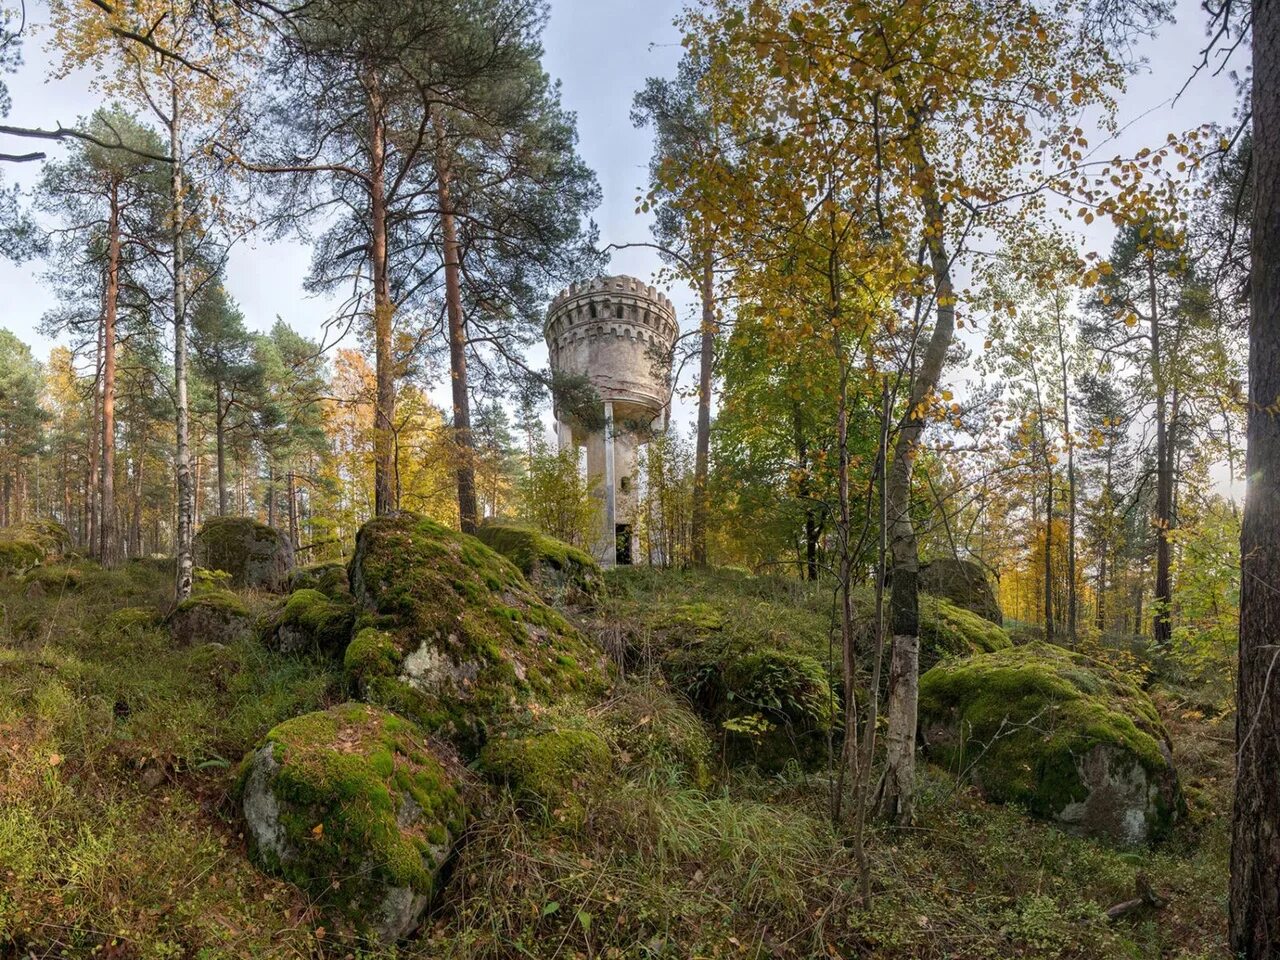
[0,560,1232,958]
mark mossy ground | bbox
[0,557,1230,958]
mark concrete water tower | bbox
[545,275,678,567]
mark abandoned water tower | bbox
[545,275,678,567]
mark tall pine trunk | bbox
[88,320,102,556]
[172,91,194,603]
[1231,0,1280,951]
[1149,260,1173,647]
[369,77,396,517]
[434,107,477,534]
[99,182,120,566]
[691,254,715,566]
[216,383,228,516]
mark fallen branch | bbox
[1105,872,1169,921]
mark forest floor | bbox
[0,559,1233,960]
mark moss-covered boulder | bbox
[169,588,253,646]
[194,516,294,592]
[345,513,608,750]
[919,596,1012,666]
[666,641,836,772]
[480,727,612,826]
[475,523,603,604]
[920,557,1003,625]
[238,702,465,945]
[288,561,349,598]
[919,642,1182,845]
[0,518,70,577]
[261,588,356,657]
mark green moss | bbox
[475,523,602,602]
[920,596,1012,664]
[101,606,160,634]
[176,587,249,618]
[344,514,607,752]
[480,727,612,826]
[289,561,349,598]
[262,588,356,657]
[344,626,402,680]
[656,602,725,632]
[0,519,69,576]
[193,516,292,591]
[666,639,836,772]
[240,702,465,936]
[919,642,1181,841]
[170,588,252,646]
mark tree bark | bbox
[216,381,228,516]
[1231,0,1280,952]
[1149,258,1174,648]
[1044,471,1054,641]
[878,142,956,826]
[88,319,103,556]
[434,107,477,534]
[99,181,120,567]
[1057,312,1078,645]
[287,469,299,552]
[691,253,715,567]
[369,76,396,517]
[172,90,194,603]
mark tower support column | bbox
[603,401,616,568]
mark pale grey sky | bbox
[0,0,1245,432]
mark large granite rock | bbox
[920,642,1182,845]
[343,513,608,751]
[194,517,294,592]
[239,703,465,945]
[920,557,1003,625]
[168,588,253,646]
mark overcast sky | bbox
[0,0,1246,432]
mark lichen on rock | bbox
[476,523,603,604]
[237,702,466,945]
[919,641,1183,845]
[194,516,294,592]
[345,513,608,751]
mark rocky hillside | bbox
[0,519,1232,958]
